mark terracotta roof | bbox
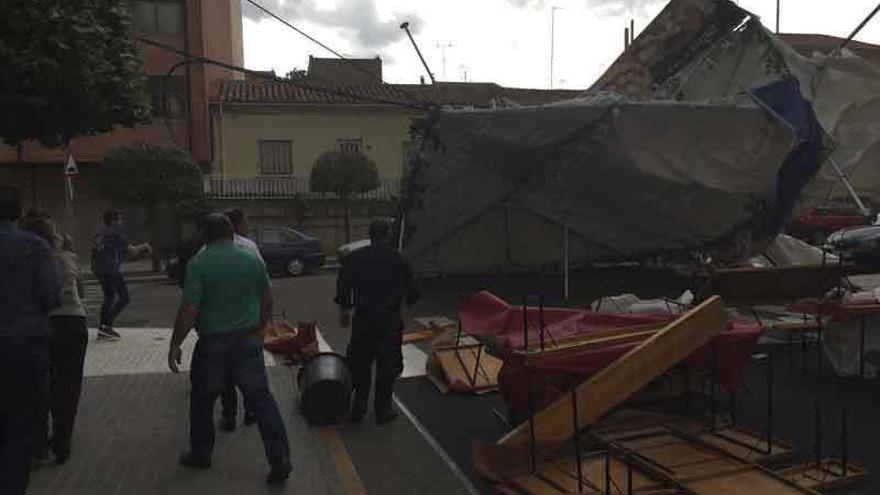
[779,33,880,65]
[215,80,583,108]
[306,56,382,85]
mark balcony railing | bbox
[203,175,401,200]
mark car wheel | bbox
[285,258,306,277]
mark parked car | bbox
[824,225,880,268]
[165,225,325,280]
[336,238,370,262]
[248,226,325,276]
[788,205,872,245]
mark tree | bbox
[310,151,379,243]
[97,144,205,271]
[0,0,150,147]
[284,68,307,81]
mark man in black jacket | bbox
[335,220,420,424]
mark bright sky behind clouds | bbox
[241,0,880,89]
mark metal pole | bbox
[827,157,870,216]
[624,28,629,50]
[539,295,546,351]
[400,22,436,84]
[834,3,880,56]
[814,402,823,467]
[776,0,780,34]
[549,7,558,89]
[564,224,570,301]
[527,368,537,472]
[604,451,611,494]
[522,296,529,350]
[767,352,774,454]
[571,389,584,493]
[841,409,849,476]
[630,19,635,43]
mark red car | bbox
[788,205,872,245]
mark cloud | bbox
[241,0,423,54]
[503,0,665,18]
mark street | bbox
[25,267,880,494]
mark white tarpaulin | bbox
[592,0,880,204]
[402,98,796,275]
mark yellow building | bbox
[207,67,580,200]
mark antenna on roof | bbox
[400,21,436,84]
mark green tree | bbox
[0,0,150,146]
[310,151,379,243]
[97,144,205,271]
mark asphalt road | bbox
[93,267,880,494]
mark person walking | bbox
[0,187,60,494]
[335,220,421,424]
[20,217,89,465]
[218,208,262,430]
[168,214,291,484]
[92,209,151,340]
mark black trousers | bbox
[219,374,252,421]
[347,308,404,415]
[36,316,88,458]
[0,336,50,495]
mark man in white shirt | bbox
[218,208,263,429]
[227,209,263,264]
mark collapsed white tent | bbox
[401,98,798,275]
[399,0,830,276]
[591,0,880,205]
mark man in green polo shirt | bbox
[167,213,291,485]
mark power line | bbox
[242,0,427,106]
[136,37,430,111]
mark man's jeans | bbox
[96,270,129,328]
[189,330,290,466]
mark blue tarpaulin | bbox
[749,77,824,230]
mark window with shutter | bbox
[337,139,363,155]
[258,140,293,174]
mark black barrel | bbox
[297,352,352,425]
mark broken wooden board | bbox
[777,462,866,492]
[402,329,435,344]
[475,296,726,478]
[698,265,846,307]
[425,343,504,395]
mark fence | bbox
[203,175,401,200]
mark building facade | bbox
[207,74,582,201]
[0,0,243,254]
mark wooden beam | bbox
[475,296,726,477]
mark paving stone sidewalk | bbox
[28,329,345,495]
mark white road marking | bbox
[83,328,275,377]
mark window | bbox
[146,76,186,118]
[337,139,363,155]
[281,229,304,244]
[132,1,184,34]
[262,228,282,244]
[259,140,293,174]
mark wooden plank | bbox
[474,297,727,478]
[428,345,504,394]
[402,329,435,344]
[697,427,793,464]
[777,461,866,492]
[689,467,819,495]
[699,265,845,307]
[514,322,668,355]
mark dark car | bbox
[788,204,872,245]
[165,226,325,280]
[825,224,880,268]
[249,226,325,276]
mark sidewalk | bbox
[28,328,349,495]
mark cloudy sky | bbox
[241,0,880,89]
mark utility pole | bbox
[436,42,453,80]
[550,7,561,89]
[776,0,780,34]
[400,21,436,84]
